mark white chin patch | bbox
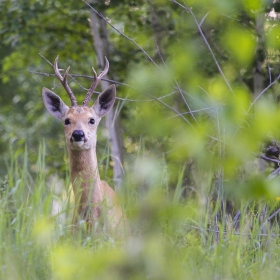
[72,141,86,150]
[74,141,84,147]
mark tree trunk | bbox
[89,10,124,193]
[253,11,265,99]
[254,10,265,172]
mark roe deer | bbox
[42,56,126,233]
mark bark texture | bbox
[89,10,124,193]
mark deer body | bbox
[42,57,125,232]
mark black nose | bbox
[71,130,85,142]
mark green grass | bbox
[1,144,280,280]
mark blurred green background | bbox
[2,0,280,279]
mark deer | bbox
[42,56,127,234]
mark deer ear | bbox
[93,84,116,117]
[42,87,69,120]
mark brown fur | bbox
[42,85,128,235]
[68,144,125,232]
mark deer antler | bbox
[82,57,109,106]
[53,56,77,107]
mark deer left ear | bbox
[42,87,69,120]
[93,84,116,117]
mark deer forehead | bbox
[65,106,97,120]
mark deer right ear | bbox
[42,88,69,120]
[93,84,116,117]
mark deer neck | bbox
[68,147,103,204]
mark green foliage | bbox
[221,25,256,66]
[1,146,280,279]
[2,0,280,278]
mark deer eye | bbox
[89,118,95,125]
[64,118,71,125]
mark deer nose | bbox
[71,130,85,142]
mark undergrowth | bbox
[1,144,280,280]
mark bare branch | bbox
[199,11,210,27]
[232,73,280,139]
[247,74,280,113]
[34,69,194,126]
[39,53,53,67]
[171,0,234,95]
[267,166,280,180]
[82,0,166,77]
[164,107,212,120]
[82,1,204,125]
[259,154,280,165]
[174,81,199,124]
[260,205,280,231]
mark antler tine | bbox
[53,56,77,107]
[82,57,110,106]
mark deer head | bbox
[42,56,116,151]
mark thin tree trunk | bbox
[254,12,265,99]
[89,10,124,193]
[254,10,265,173]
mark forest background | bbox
[2,0,280,279]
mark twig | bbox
[164,107,213,120]
[232,73,280,139]
[260,207,280,231]
[154,39,167,68]
[174,80,198,124]
[33,69,194,126]
[266,208,280,223]
[170,0,234,95]
[199,11,210,27]
[154,37,199,123]
[259,154,280,165]
[266,166,280,180]
[33,70,179,101]
[83,1,200,125]
[246,74,280,114]
[38,54,89,92]
[82,0,166,77]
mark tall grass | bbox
[1,143,280,279]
